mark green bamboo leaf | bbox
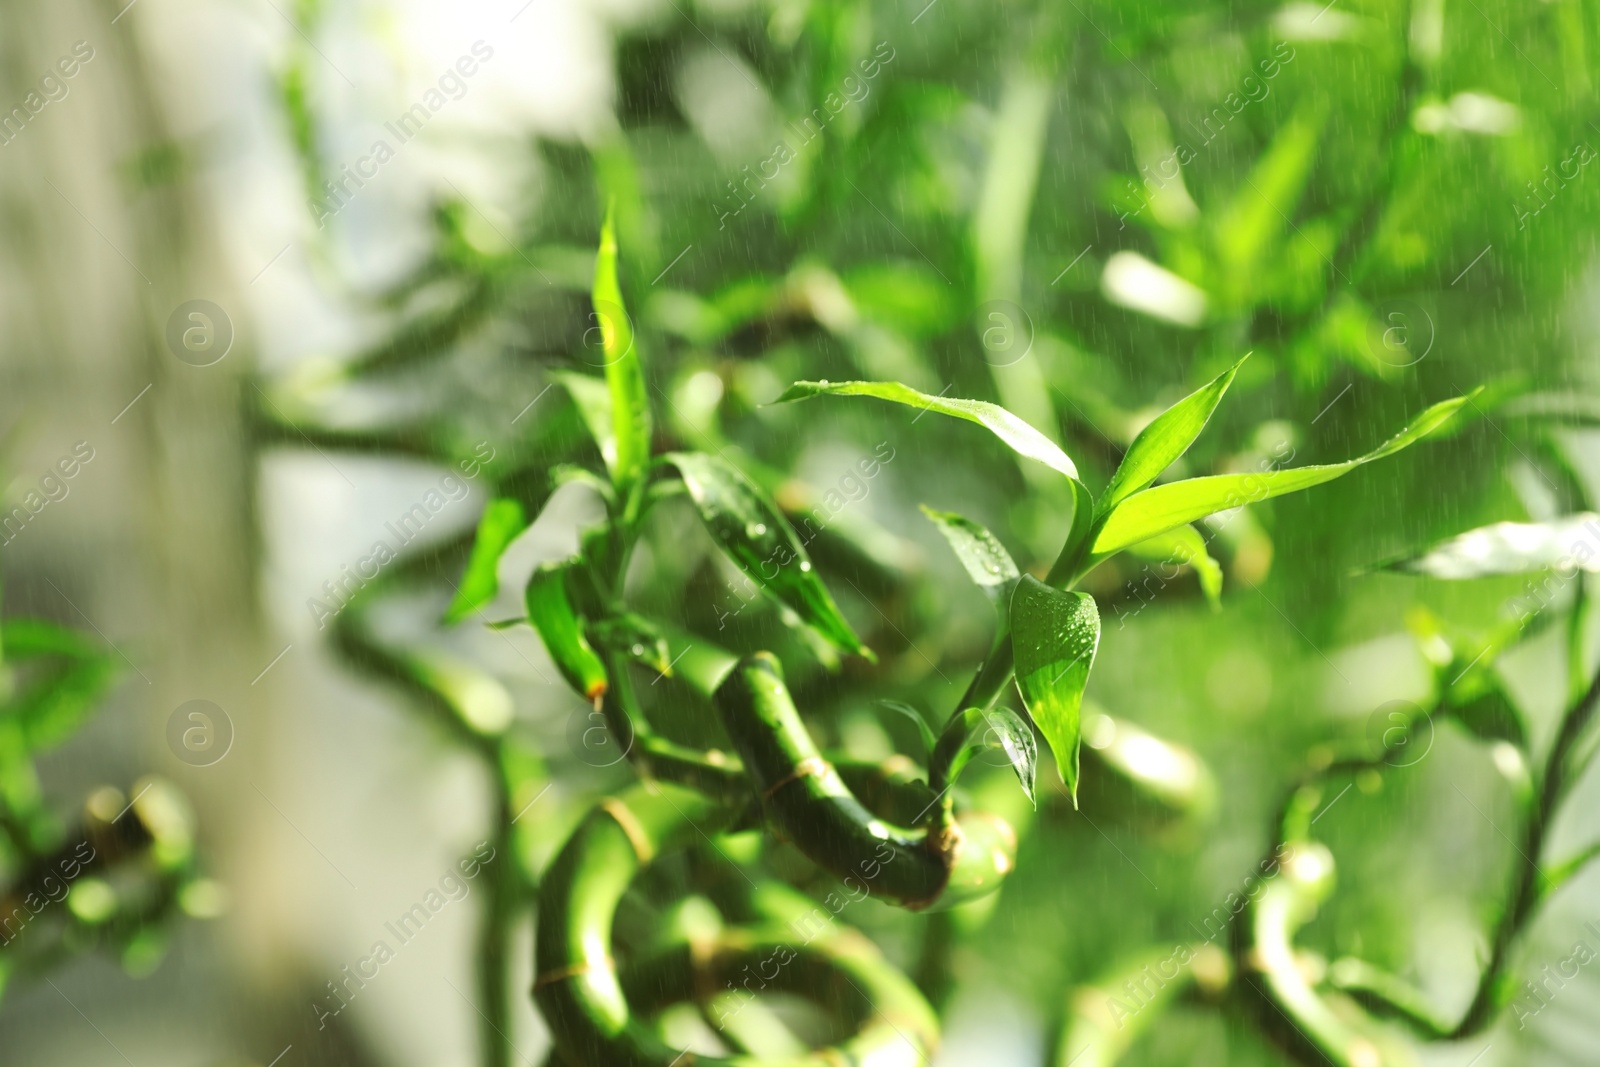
[1125,524,1223,609]
[589,613,673,676]
[7,654,119,752]
[1379,513,1600,580]
[930,706,1038,808]
[876,699,939,758]
[525,561,608,703]
[1092,394,1472,559]
[919,505,1019,605]
[1447,686,1526,749]
[1100,356,1247,515]
[666,452,870,659]
[1214,105,1324,286]
[1010,576,1100,803]
[1541,840,1600,898]
[593,208,651,491]
[775,380,1078,479]
[444,498,528,624]
[552,371,617,477]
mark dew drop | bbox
[799,561,812,572]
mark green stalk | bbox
[714,654,1016,911]
[1452,660,1600,1035]
[534,783,942,1066]
[475,791,515,1067]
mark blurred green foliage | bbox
[270,0,1600,1063]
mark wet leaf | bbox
[919,505,1019,605]
[931,705,1038,807]
[775,380,1078,479]
[590,613,673,676]
[444,498,528,624]
[1380,513,1600,580]
[1010,577,1100,802]
[1093,394,1472,559]
[666,452,869,659]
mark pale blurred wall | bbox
[0,0,633,1063]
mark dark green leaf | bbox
[875,700,939,758]
[1099,356,1246,515]
[1092,394,1472,559]
[1380,513,1600,580]
[525,561,608,703]
[919,505,1018,605]
[775,380,1078,480]
[666,452,869,659]
[593,208,651,491]
[444,498,528,624]
[1446,686,1526,749]
[1010,576,1100,802]
[590,613,673,676]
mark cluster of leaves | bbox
[268,0,1600,1063]
[0,606,206,999]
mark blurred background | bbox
[2,0,1600,1064]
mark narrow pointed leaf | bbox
[552,371,617,477]
[593,209,651,490]
[444,498,528,624]
[1380,513,1600,580]
[525,561,608,702]
[1010,576,1100,801]
[1125,524,1223,608]
[919,505,1019,605]
[666,452,869,659]
[876,699,939,758]
[985,707,1038,807]
[1092,394,1472,558]
[776,380,1077,479]
[930,706,1038,808]
[1541,840,1600,898]
[1100,356,1247,515]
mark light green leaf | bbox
[1010,576,1100,803]
[1541,840,1600,899]
[1380,513,1600,580]
[1125,524,1223,609]
[553,372,616,476]
[444,498,528,624]
[666,452,869,659]
[593,208,651,491]
[775,380,1078,480]
[525,561,608,703]
[919,505,1019,605]
[1214,105,1324,287]
[7,654,119,753]
[1100,356,1247,515]
[1092,394,1472,559]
